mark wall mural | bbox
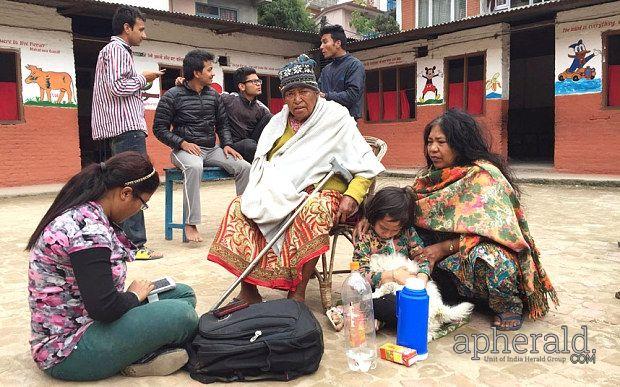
[417,66,443,105]
[555,38,602,95]
[23,64,76,107]
[485,72,502,99]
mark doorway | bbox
[72,16,112,166]
[508,24,555,163]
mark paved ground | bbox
[1,177,619,386]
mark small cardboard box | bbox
[379,342,417,367]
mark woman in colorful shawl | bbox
[357,109,558,330]
[208,55,384,304]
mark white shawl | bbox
[240,98,385,253]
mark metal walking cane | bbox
[209,157,354,312]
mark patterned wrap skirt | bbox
[208,190,342,291]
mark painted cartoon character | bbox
[567,39,595,72]
[421,66,440,99]
[557,40,600,82]
[486,72,501,92]
[24,65,74,103]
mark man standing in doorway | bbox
[154,50,250,243]
[318,24,365,120]
[221,67,273,163]
[91,6,164,260]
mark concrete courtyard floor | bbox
[1,177,619,386]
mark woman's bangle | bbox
[448,240,455,253]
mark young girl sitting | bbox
[327,186,430,331]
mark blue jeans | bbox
[44,284,198,381]
[110,130,148,246]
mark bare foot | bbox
[492,312,523,331]
[237,283,263,304]
[184,224,203,243]
[287,289,306,303]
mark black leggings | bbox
[373,294,397,329]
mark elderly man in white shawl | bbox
[208,54,384,304]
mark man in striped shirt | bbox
[92,6,164,260]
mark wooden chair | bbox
[314,136,388,310]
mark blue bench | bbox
[164,167,232,241]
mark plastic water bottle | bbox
[396,277,429,361]
[342,261,377,372]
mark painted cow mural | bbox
[24,65,74,103]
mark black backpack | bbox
[185,299,324,383]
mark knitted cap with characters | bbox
[278,54,319,94]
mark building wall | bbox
[0,1,80,187]
[0,1,313,188]
[401,0,414,30]
[466,0,481,17]
[102,0,171,11]
[356,24,509,168]
[553,3,620,174]
[174,0,259,24]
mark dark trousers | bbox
[109,130,148,247]
[230,139,258,163]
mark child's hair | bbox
[364,186,414,228]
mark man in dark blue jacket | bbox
[318,24,365,120]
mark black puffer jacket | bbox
[153,83,232,150]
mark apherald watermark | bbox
[453,325,596,364]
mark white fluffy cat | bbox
[369,253,474,341]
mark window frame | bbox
[602,30,620,109]
[158,64,183,97]
[223,71,281,111]
[485,0,548,14]
[0,48,24,124]
[195,2,238,22]
[363,63,417,124]
[416,0,466,28]
[443,51,487,117]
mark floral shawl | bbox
[411,161,558,319]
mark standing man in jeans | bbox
[91,6,164,260]
[154,50,250,243]
[221,67,273,163]
[318,24,365,120]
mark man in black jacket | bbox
[318,24,365,120]
[221,67,272,163]
[154,49,250,242]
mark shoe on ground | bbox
[121,348,188,377]
[134,247,164,260]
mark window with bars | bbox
[364,65,416,122]
[196,3,238,22]
[604,32,620,107]
[417,0,466,28]
[446,53,485,115]
[0,50,22,123]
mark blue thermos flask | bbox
[396,277,429,360]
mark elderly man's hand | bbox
[336,195,358,224]
[175,77,185,86]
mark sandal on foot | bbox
[492,312,523,331]
[326,306,344,332]
[134,248,164,260]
